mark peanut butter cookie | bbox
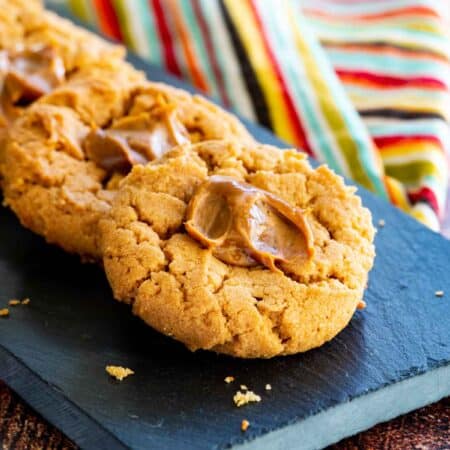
[100,141,375,358]
[2,74,253,260]
[0,1,42,50]
[0,2,127,182]
[0,4,124,128]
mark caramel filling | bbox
[185,176,315,273]
[0,45,65,123]
[83,106,190,174]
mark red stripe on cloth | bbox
[192,0,231,107]
[93,0,123,42]
[336,70,447,90]
[248,0,311,154]
[303,6,439,21]
[150,0,182,77]
[408,186,440,215]
[374,135,444,152]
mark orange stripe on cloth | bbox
[93,0,123,41]
[303,6,440,22]
[166,0,209,92]
[324,43,449,64]
[384,175,411,211]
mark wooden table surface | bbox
[0,380,448,450]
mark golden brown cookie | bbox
[0,4,124,126]
[100,141,376,358]
[0,1,42,49]
[2,74,254,260]
[0,3,127,183]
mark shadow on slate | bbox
[0,5,449,450]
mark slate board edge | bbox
[237,362,450,450]
[2,340,449,450]
[0,345,127,450]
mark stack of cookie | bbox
[0,3,375,358]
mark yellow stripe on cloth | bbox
[224,0,297,144]
[380,140,446,162]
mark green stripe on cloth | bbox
[291,5,388,197]
[135,0,163,63]
[385,160,443,184]
[68,0,97,25]
[176,0,218,98]
[258,0,344,169]
[112,0,138,51]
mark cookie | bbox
[0,3,126,181]
[100,141,376,358]
[0,1,42,49]
[2,75,254,260]
[0,5,124,124]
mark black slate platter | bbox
[1,7,450,450]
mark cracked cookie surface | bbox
[0,2,125,122]
[0,1,126,181]
[100,141,375,358]
[2,73,253,260]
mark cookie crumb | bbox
[241,419,250,432]
[224,376,235,384]
[22,298,30,305]
[233,390,261,407]
[435,290,444,297]
[265,384,272,391]
[378,219,385,228]
[357,300,366,310]
[8,299,20,306]
[106,365,135,381]
[240,384,248,391]
[0,308,9,317]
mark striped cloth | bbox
[62,0,450,232]
[303,0,450,230]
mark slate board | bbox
[1,7,450,450]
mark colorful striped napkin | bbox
[64,0,450,232]
[303,0,450,231]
